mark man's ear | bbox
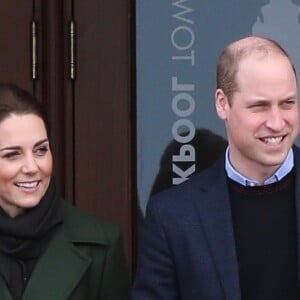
[215,88,229,120]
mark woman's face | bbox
[0,113,52,217]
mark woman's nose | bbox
[21,156,38,173]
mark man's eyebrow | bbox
[246,99,269,105]
[281,96,297,102]
[246,95,298,105]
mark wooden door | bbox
[0,0,135,275]
[66,0,134,274]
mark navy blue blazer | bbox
[132,147,300,300]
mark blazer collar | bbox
[193,156,241,300]
[194,148,300,300]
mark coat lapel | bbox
[0,277,13,300]
[22,226,91,300]
[193,158,241,300]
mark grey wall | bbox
[136,0,300,215]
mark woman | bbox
[0,84,130,300]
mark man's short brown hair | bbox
[216,36,297,104]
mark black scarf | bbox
[0,177,63,300]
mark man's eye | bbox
[284,100,295,105]
[249,103,267,110]
[280,100,296,109]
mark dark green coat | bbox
[0,201,130,300]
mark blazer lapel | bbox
[193,159,241,300]
[22,226,91,300]
[293,148,300,292]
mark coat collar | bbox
[0,227,91,300]
[0,202,107,300]
[22,201,111,300]
[21,226,92,300]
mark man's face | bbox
[216,53,299,182]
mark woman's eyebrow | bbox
[0,138,49,151]
[34,138,49,147]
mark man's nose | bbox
[265,107,285,131]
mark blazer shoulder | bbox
[151,155,225,201]
[147,155,227,219]
[61,201,120,246]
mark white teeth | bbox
[263,136,282,145]
[15,181,39,188]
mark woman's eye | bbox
[35,146,48,156]
[4,152,19,159]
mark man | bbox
[132,36,300,300]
